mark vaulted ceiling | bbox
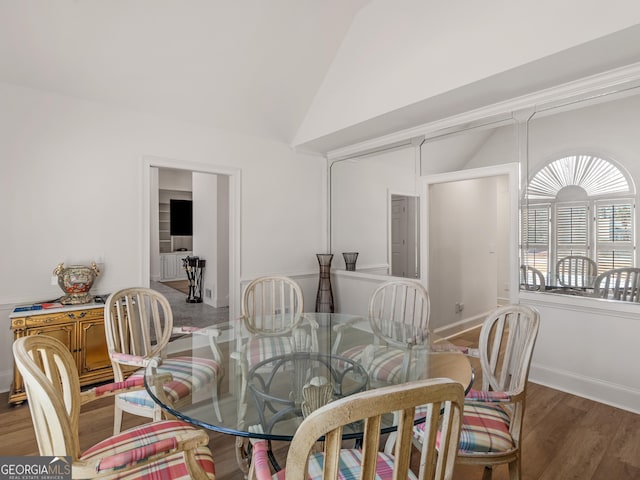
[0,1,369,144]
[2,2,640,156]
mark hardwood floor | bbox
[1,328,638,480]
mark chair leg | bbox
[508,458,521,480]
[211,379,223,422]
[113,405,123,435]
[481,465,493,480]
[236,436,250,476]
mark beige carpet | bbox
[160,280,189,295]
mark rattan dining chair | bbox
[556,255,597,288]
[413,304,540,480]
[13,335,215,479]
[593,267,640,302]
[520,265,546,291]
[232,275,310,473]
[104,287,224,434]
[249,378,464,480]
[335,279,431,385]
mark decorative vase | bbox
[183,256,206,303]
[342,252,359,271]
[315,254,334,313]
[53,262,100,304]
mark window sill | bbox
[519,290,640,318]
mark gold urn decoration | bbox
[53,262,100,304]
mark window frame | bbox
[522,154,636,288]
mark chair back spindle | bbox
[369,279,430,348]
[593,267,640,302]
[242,276,304,335]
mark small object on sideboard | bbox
[53,262,100,305]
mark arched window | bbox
[522,154,635,286]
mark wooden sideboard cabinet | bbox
[9,301,113,404]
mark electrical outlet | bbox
[455,302,464,313]
[205,288,212,298]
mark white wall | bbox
[523,91,640,413]
[216,175,230,308]
[331,146,416,271]
[160,170,192,191]
[192,172,219,307]
[428,177,500,330]
[0,81,326,391]
[295,0,640,147]
[464,90,640,413]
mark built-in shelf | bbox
[158,191,192,254]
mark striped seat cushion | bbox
[341,345,407,384]
[459,401,514,453]
[414,401,513,454]
[120,356,221,408]
[81,420,215,479]
[254,441,413,480]
[246,336,293,366]
[465,388,511,402]
[307,449,416,480]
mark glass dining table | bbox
[144,312,473,470]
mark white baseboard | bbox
[433,312,486,338]
[0,369,12,394]
[530,363,640,414]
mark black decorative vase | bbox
[315,254,334,313]
[183,256,206,303]
[342,252,359,271]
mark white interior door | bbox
[391,196,409,277]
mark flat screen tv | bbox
[170,199,193,236]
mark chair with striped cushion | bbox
[13,335,215,479]
[413,304,539,480]
[104,287,224,435]
[249,378,464,480]
[335,279,430,385]
[232,275,309,393]
[232,275,312,473]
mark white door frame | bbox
[419,162,520,305]
[142,155,241,323]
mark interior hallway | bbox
[151,280,229,329]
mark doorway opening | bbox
[420,163,519,334]
[142,156,241,326]
[390,194,419,278]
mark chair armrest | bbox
[172,326,222,338]
[249,440,273,480]
[466,387,527,403]
[85,377,145,401]
[110,352,151,367]
[430,343,471,355]
[96,437,178,472]
[465,347,480,358]
[302,315,319,330]
[330,319,360,354]
[93,429,210,474]
[172,325,201,335]
[465,388,511,402]
[80,372,173,405]
[430,342,481,359]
